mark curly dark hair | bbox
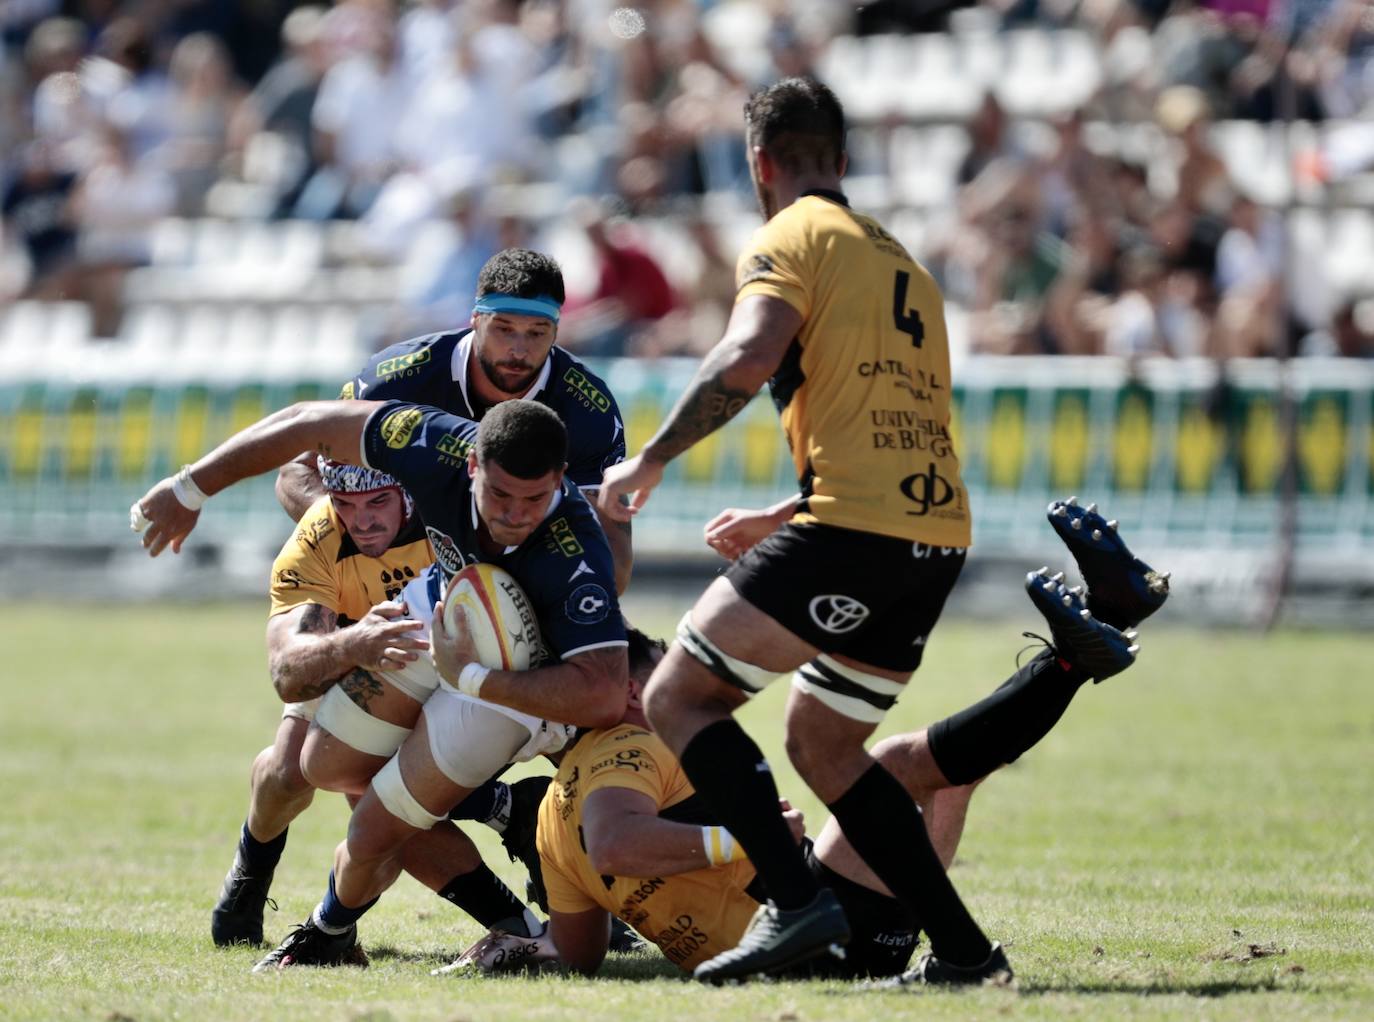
[475,399,568,479]
[626,626,668,680]
[475,248,566,304]
[743,77,846,176]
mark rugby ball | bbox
[442,564,543,671]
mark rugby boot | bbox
[502,775,552,911]
[211,856,277,947]
[432,922,560,975]
[609,916,647,954]
[869,942,1013,988]
[1045,497,1170,630]
[1026,568,1139,683]
[693,888,850,984]
[251,919,368,972]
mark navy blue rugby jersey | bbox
[360,401,625,660]
[342,329,626,490]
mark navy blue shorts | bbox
[726,522,966,672]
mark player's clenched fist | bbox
[344,600,428,674]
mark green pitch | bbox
[1,600,1370,1021]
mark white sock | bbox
[311,903,350,935]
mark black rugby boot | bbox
[211,857,276,947]
[693,888,850,984]
[870,942,1013,988]
[251,919,368,972]
[1025,567,1139,683]
[1045,496,1169,630]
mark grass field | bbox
[1,599,1371,1021]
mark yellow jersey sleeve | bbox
[734,216,812,320]
[580,729,674,806]
[267,498,344,617]
[541,851,599,914]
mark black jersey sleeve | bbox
[520,501,627,659]
[361,401,478,503]
[347,333,454,406]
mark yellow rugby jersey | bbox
[735,191,971,546]
[537,725,759,972]
[268,497,433,624]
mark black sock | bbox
[678,719,818,911]
[828,763,991,966]
[438,865,532,935]
[314,869,378,933]
[238,820,288,876]
[448,779,512,832]
[928,648,1088,785]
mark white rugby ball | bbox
[442,564,543,671]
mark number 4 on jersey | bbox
[892,271,924,348]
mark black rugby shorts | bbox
[725,521,965,673]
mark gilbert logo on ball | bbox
[443,564,543,671]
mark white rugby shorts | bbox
[379,570,573,777]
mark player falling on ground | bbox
[598,77,1152,984]
[294,246,634,926]
[208,459,546,950]
[213,247,634,948]
[133,400,628,971]
[539,499,1167,982]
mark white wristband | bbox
[457,663,490,698]
[171,465,209,511]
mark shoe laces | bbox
[1015,631,1055,667]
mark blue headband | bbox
[473,293,562,323]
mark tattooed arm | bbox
[596,296,803,520]
[265,600,428,703]
[643,295,803,463]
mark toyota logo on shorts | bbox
[808,594,870,634]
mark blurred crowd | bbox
[2,0,1373,357]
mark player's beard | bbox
[478,353,540,396]
[752,178,777,222]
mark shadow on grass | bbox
[364,943,446,967]
[820,975,1306,999]
[1015,976,1293,997]
[364,944,684,982]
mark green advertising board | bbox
[2,357,1372,556]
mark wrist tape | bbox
[457,662,490,698]
[702,825,747,865]
[171,465,209,511]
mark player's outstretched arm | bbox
[266,600,427,703]
[132,400,380,556]
[597,295,802,521]
[431,602,628,728]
